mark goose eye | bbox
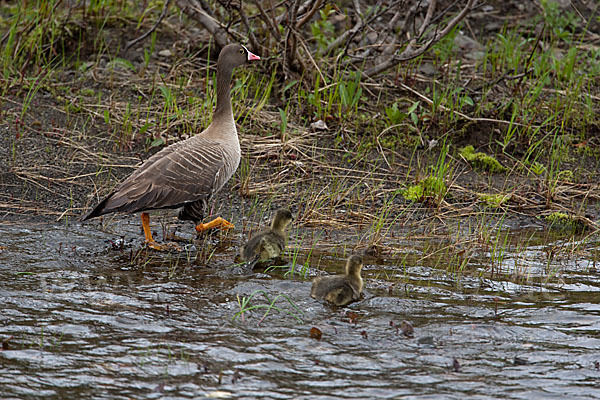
[239,48,245,54]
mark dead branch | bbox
[233,2,260,51]
[364,0,476,77]
[295,0,323,30]
[254,0,281,41]
[283,0,302,76]
[175,0,229,49]
[126,0,172,51]
[324,0,364,55]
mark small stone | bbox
[158,49,172,57]
[417,336,435,346]
[310,120,328,131]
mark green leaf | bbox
[158,85,172,101]
[407,101,420,114]
[150,137,164,147]
[411,112,418,126]
[283,80,298,93]
[107,57,136,72]
[139,122,150,136]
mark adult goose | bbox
[82,44,260,250]
[311,254,364,306]
[240,208,293,266]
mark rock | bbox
[310,120,328,131]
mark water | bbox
[1,220,599,399]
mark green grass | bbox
[0,0,598,292]
[234,290,304,325]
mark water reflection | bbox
[1,222,599,399]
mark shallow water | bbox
[1,220,600,399]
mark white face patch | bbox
[241,44,260,61]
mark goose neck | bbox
[214,63,234,122]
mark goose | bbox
[240,208,293,266]
[82,44,260,250]
[311,254,364,306]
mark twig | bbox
[365,0,476,77]
[295,0,322,30]
[324,0,363,55]
[254,0,281,40]
[283,0,302,76]
[397,81,542,129]
[234,2,259,51]
[175,0,228,49]
[125,0,172,51]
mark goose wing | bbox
[84,137,231,218]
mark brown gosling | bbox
[240,208,293,265]
[311,254,364,306]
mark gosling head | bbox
[345,254,364,277]
[271,208,294,232]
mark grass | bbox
[234,289,304,325]
[0,0,598,292]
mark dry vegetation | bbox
[0,0,599,271]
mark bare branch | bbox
[281,0,303,77]
[400,0,436,57]
[254,0,281,40]
[276,0,314,24]
[234,3,260,51]
[126,0,172,51]
[295,0,323,30]
[365,0,476,77]
[175,0,228,49]
[324,0,363,55]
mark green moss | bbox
[402,176,446,202]
[545,212,572,224]
[544,212,584,232]
[557,169,573,181]
[478,193,509,208]
[459,145,506,173]
[80,88,95,97]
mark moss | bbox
[459,145,506,173]
[478,193,509,208]
[80,88,95,97]
[544,212,585,232]
[402,176,446,202]
[557,169,573,181]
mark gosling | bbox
[311,254,364,306]
[240,208,293,266]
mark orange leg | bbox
[141,212,180,251]
[195,217,235,233]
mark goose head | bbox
[218,44,260,69]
